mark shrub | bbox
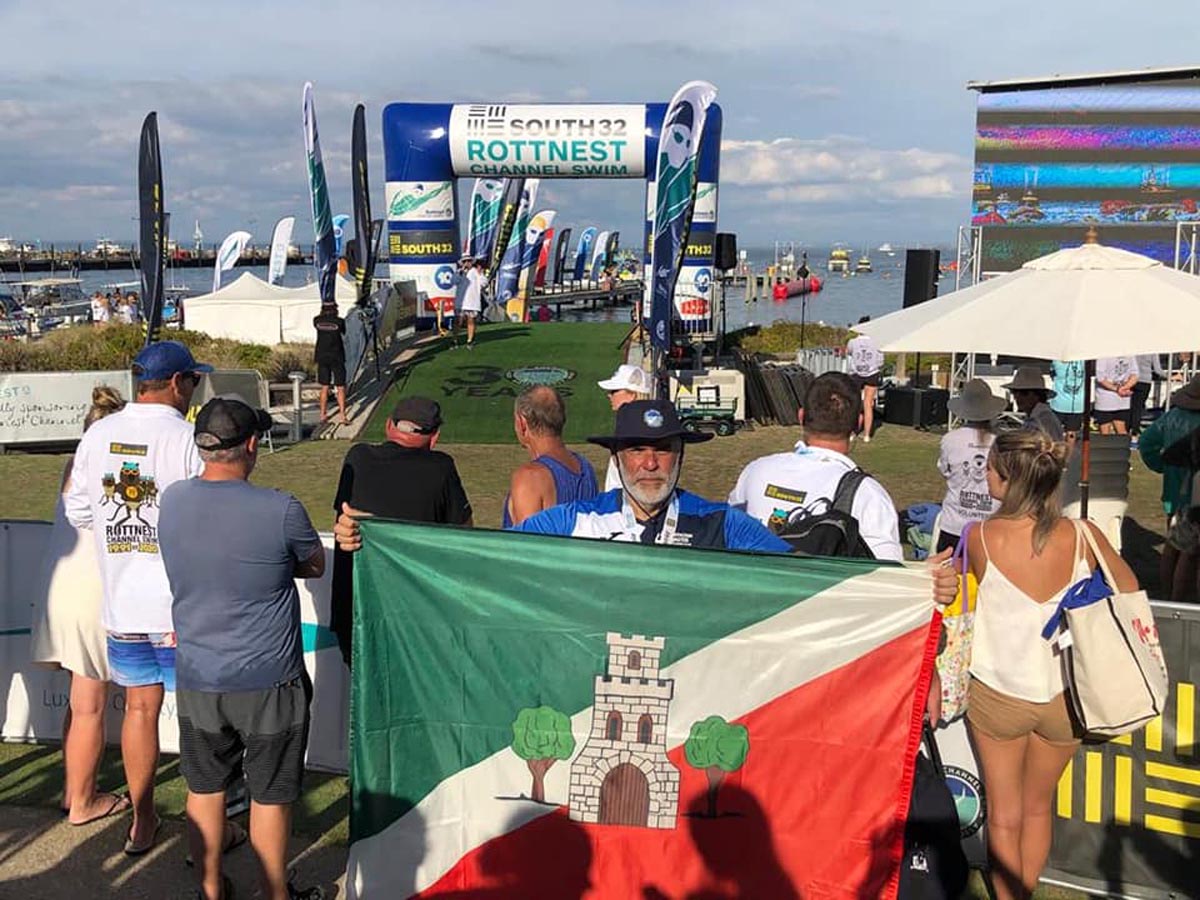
[729,321,852,356]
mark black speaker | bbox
[903,249,940,309]
[884,387,949,429]
[715,232,738,270]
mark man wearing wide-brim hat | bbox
[1138,375,1200,602]
[1001,366,1064,442]
[515,399,790,549]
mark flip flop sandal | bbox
[70,793,132,827]
[194,874,235,900]
[185,820,248,867]
[123,817,162,856]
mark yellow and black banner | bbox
[1044,606,1199,898]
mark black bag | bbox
[898,723,971,900]
[778,469,875,558]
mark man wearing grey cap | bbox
[329,396,473,664]
[158,397,326,900]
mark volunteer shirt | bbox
[1049,360,1085,415]
[937,427,999,537]
[313,311,346,362]
[513,488,790,553]
[1095,356,1136,412]
[460,268,483,313]
[159,479,322,692]
[727,441,903,561]
[846,336,883,378]
[64,402,203,633]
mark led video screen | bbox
[972,77,1200,270]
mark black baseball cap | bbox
[390,396,443,434]
[194,396,273,450]
[587,399,712,450]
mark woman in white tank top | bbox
[964,429,1138,900]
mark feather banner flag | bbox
[267,216,296,286]
[137,112,166,345]
[350,103,377,302]
[488,177,527,280]
[517,210,556,301]
[649,81,717,351]
[345,521,938,899]
[492,179,540,304]
[573,226,598,282]
[590,230,611,280]
[212,230,252,293]
[303,81,338,306]
[465,177,507,263]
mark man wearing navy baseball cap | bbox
[65,340,212,855]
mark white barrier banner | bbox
[0,371,134,446]
[0,520,349,773]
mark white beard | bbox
[618,454,682,513]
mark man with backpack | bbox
[728,372,902,560]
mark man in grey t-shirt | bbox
[159,397,325,900]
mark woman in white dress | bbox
[30,385,131,824]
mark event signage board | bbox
[387,228,459,263]
[385,181,455,223]
[449,104,647,178]
[0,371,134,446]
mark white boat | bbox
[877,242,896,256]
[828,244,851,273]
[93,238,127,256]
[1,277,91,333]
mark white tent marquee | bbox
[182,272,359,344]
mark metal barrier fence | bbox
[795,347,849,376]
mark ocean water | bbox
[66,246,952,336]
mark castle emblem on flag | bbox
[569,633,680,829]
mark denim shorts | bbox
[106,631,176,692]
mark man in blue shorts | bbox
[160,397,326,900]
[65,340,210,855]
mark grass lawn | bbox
[0,420,1163,898]
[363,320,632,444]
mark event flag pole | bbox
[137,112,166,347]
[1080,358,1095,520]
[647,81,718,398]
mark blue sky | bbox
[0,0,1196,247]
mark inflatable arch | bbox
[381,101,723,328]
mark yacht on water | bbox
[854,252,873,274]
[828,244,851,273]
[877,242,895,256]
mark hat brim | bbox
[1000,380,1055,399]
[947,395,1007,420]
[597,377,638,392]
[193,363,214,374]
[587,430,714,449]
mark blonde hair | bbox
[83,385,126,431]
[989,429,1069,553]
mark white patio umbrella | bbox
[855,235,1200,516]
[857,241,1200,359]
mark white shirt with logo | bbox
[846,335,884,378]
[727,441,902,561]
[90,297,109,323]
[1094,356,1136,412]
[65,402,203,633]
[937,427,999,537]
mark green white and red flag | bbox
[347,522,939,899]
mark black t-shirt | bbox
[313,311,346,362]
[330,442,472,664]
[333,441,472,524]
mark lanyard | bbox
[620,493,680,545]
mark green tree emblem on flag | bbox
[511,705,576,804]
[684,715,749,817]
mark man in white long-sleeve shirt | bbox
[65,340,210,855]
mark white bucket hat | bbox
[598,364,652,395]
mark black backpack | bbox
[777,469,876,558]
[898,723,971,900]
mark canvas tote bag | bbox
[1041,522,1170,737]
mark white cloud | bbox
[720,136,971,205]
